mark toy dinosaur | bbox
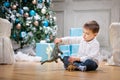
[66,63,77,71]
[41,43,63,65]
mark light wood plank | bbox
[0,61,120,80]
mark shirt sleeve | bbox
[80,42,100,62]
[60,36,82,45]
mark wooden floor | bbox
[0,61,120,80]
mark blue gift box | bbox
[70,28,82,56]
[70,28,83,37]
[36,43,55,61]
[60,45,70,58]
[70,44,79,56]
[36,43,70,61]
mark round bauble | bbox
[12,10,17,15]
[38,0,43,3]
[3,2,10,8]
[33,20,39,27]
[34,14,41,20]
[43,20,49,27]
[29,10,36,16]
[32,0,37,4]
[23,7,29,12]
[24,12,29,18]
[41,8,46,14]
[12,4,17,10]
[21,31,27,38]
[15,18,20,24]
[16,23,21,29]
[19,9,24,15]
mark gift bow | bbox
[46,44,53,60]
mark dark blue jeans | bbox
[63,56,98,71]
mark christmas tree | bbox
[0,0,58,48]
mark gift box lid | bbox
[70,28,83,37]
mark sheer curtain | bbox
[107,23,120,66]
[0,18,15,64]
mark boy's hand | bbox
[68,57,76,63]
[68,56,80,63]
[54,38,62,44]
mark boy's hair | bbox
[83,20,99,33]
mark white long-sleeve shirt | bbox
[61,36,100,64]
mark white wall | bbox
[52,0,120,53]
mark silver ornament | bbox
[41,7,46,14]
[37,3,43,9]
[23,7,29,12]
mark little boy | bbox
[54,20,100,71]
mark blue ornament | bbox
[19,9,24,15]
[38,0,42,3]
[29,10,36,16]
[3,2,10,8]
[15,18,20,24]
[43,20,49,27]
[20,31,27,38]
[13,34,16,38]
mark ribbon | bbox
[46,44,53,60]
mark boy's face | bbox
[83,28,97,42]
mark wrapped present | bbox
[70,44,79,56]
[36,43,54,61]
[36,43,71,61]
[60,45,70,58]
[70,28,83,36]
[70,28,81,56]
